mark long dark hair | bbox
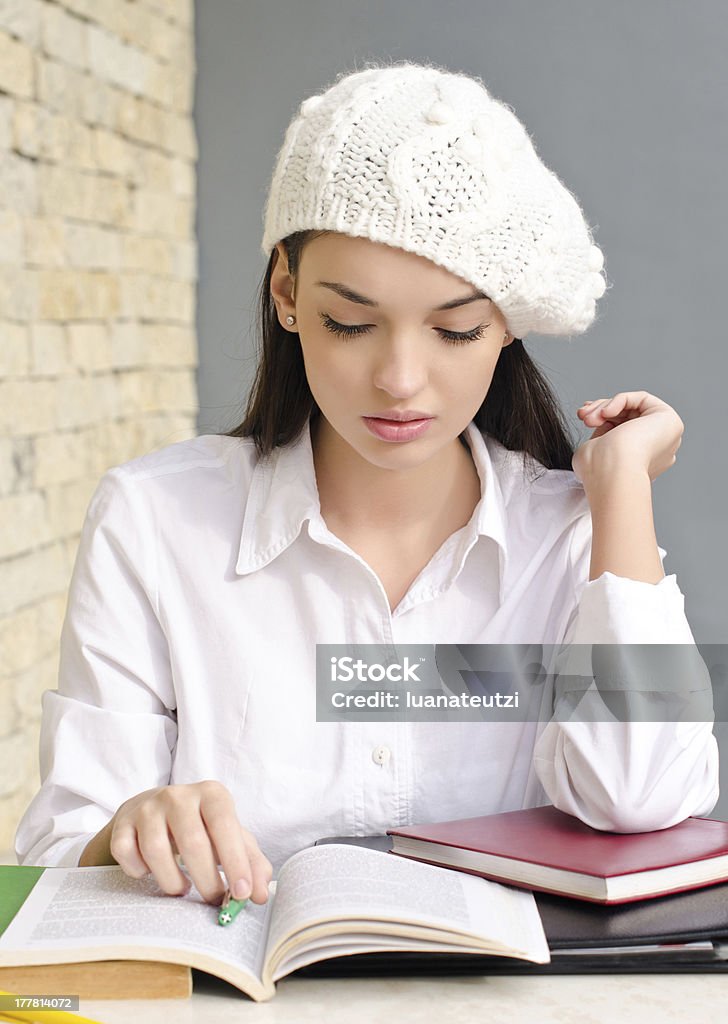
[223,230,577,474]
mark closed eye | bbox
[318,313,490,345]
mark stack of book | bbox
[2,807,728,1002]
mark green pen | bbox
[218,886,249,926]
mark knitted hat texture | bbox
[261,62,607,338]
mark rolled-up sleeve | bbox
[533,510,720,832]
[14,469,178,867]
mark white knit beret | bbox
[261,62,607,338]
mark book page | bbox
[266,844,549,971]
[0,866,274,983]
[278,931,500,976]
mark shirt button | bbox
[372,745,391,766]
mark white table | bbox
[77,971,726,1024]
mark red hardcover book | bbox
[387,806,728,905]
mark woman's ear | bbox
[270,244,297,326]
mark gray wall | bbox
[194,1,727,812]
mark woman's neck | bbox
[311,416,481,535]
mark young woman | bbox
[15,62,718,909]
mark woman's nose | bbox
[371,337,429,397]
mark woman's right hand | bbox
[106,780,273,906]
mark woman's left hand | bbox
[573,391,684,485]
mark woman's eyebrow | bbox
[314,280,490,310]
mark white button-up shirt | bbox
[15,421,719,874]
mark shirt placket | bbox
[307,518,412,835]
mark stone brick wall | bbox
[0,0,198,853]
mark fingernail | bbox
[232,878,251,900]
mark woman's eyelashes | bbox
[318,313,491,345]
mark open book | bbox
[0,843,549,1002]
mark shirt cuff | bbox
[568,571,695,645]
[16,833,98,868]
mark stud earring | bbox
[286,315,296,325]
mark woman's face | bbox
[271,232,512,471]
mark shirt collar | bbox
[236,419,509,602]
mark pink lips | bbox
[362,416,434,442]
